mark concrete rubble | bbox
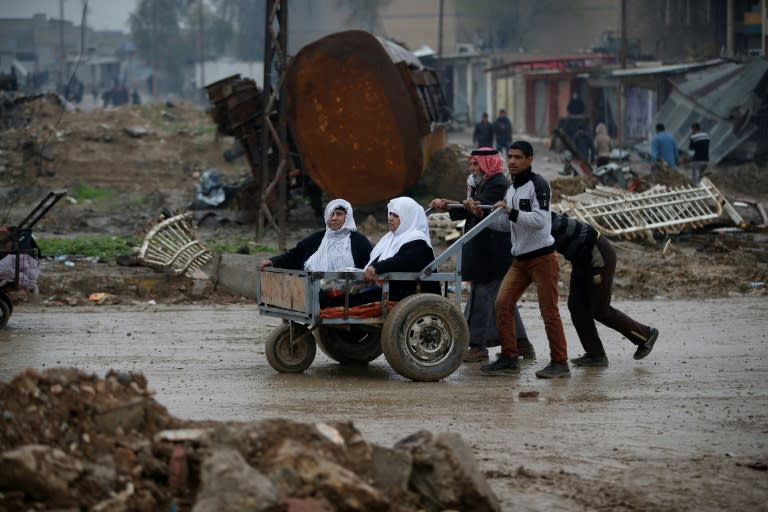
[0,367,501,511]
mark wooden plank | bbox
[259,272,307,313]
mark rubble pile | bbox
[0,368,501,512]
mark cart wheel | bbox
[381,294,468,382]
[315,326,383,364]
[265,322,316,373]
[0,293,10,330]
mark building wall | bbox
[379,0,459,54]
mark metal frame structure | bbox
[555,178,746,241]
[258,0,289,249]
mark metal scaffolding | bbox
[258,0,289,249]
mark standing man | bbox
[493,109,512,156]
[688,122,710,185]
[550,211,660,366]
[429,148,536,363]
[481,140,570,379]
[472,112,494,148]
[650,123,678,170]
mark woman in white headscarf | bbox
[258,199,372,272]
[362,196,440,300]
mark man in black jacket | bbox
[473,113,494,148]
[688,122,710,185]
[551,212,659,365]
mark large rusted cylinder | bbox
[285,30,449,205]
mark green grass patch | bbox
[37,235,137,259]
[71,183,114,202]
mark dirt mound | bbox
[0,96,249,236]
[0,368,500,511]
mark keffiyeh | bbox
[470,147,504,178]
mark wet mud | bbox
[1,298,767,511]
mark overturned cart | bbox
[256,207,504,381]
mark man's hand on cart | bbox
[258,258,273,270]
[492,200,511,216]
[463,199,485,218]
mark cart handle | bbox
[15,189,68,231]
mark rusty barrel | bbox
[285,30,448,205]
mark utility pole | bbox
[198,0,206,102]
[59,0,66,91]
[437,0,444,60]
[258,0,289,248]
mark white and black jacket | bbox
[490,167,555,260]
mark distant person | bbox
[550,212,659,366]
[567,92,586,116]
[650,123,678,170]
[429,148,535,363]
[472,112,494,148]
[688,122,710,184]
[483,140,570,379]
[572,124,593,164]
[593,122,614,167]
[131,90,141,105]
[492,109,513,156]
[362,197,440,301]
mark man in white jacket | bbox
[479,140,570,378]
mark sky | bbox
[0,0,138,32]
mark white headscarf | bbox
[366,197,431,267]
[304,199,357,271]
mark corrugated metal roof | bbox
[669,59,768,119]
[610,59,723,76]
[655,58,768,165]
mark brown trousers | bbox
[495,252,568,364]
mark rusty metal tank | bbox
[285,30,450,205]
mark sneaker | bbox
[535,362,570,379]
[633,328,659,360]
[518,339,536,360]
[480,355,520,376]
[463,346,489,363]
[570,354,609,367]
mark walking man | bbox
[473,112,494,148]
[481,140,570,379]
[688,122,710,185]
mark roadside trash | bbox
[189,169,241,209]
[124,126,148,138]
[88,292,119,304]
[746,281,764,289]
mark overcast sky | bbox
[0,0,138,32]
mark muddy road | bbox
[1,297,767,511]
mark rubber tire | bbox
[314,326,383,364]
[381,294,468,382]
[0,294,10,330]
[265,322,316,373]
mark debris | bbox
[555,177,745,241]
[124,126,149,138]
[0,368,501,512]
[137,211,214,277]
